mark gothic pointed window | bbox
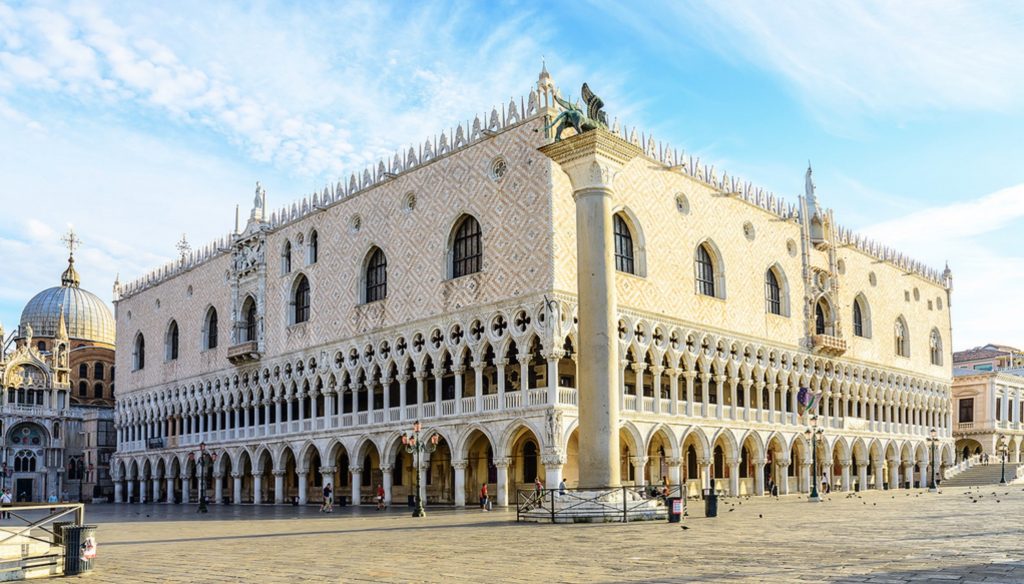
[242,296,257,342]
[165,321,179,361]
[450,215,482,278]
[929,329,942,365]
[364,247,387,303]
[203,308,218,350]
[281,241,292,274]
[815,303,826,335]
[292,275,310,324]
[765,269,781,315]
[308,230,318,265]
[613,214,635,274]
[696,245,716,296]
[853,300,864,337]
[133,333,145,370]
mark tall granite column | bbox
[541,129,641,488]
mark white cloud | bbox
[692,2,1024,118]
[861,184,1024,350]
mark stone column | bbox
[840,461,852,491]
[273,470,285,504]
[871,459,884,489]
[452,460,467,507]
[253,475,263,505]
[414,372,426,419]
[684,372,696,417]
[857,464,867,492]
[232,473,243,504]
[297,472,308,505]
[350,466,362,506]
[918,462,927,488]
[888,460,900,490]
[631,456,648,486]
[165,477,174,503]
[728,461,740,496]
[666,457,682,490]
[754,459,766,496]
[152,476,161,503]
[496,360,507,411]
[546,354,560,405]
[667,369,680,415]
[453,368,464,415]
[319,466,335,503]
[473,364,484,411]
[541,130,639,489]
[741,379,753,422]
[383,377,391,414]
[800,462,812,494]
[700,374,710,418]
[544,453,565,494]
[728,377,738,420]
[699,459,712,491]
[114,481,123,503]
[398,376,408,421]
[651,365,664,414]
[778,460,791,495]
[180,477,190,504]
[418,461,428,506]
[213,473,224,504]
[381,465,393,506]
[495,458,510,507]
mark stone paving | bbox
[57,485,1024,583]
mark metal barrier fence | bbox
[0,503,88,578]
[515,485,683,523]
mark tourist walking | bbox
[480,483,489,511]
[559,478,567,497]
[376,483,386,510]
[1,489,11,519]
[321,483,333,513]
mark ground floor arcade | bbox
[112,412,956,507]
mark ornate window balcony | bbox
[811,334,847,356]
[227,341,261,365]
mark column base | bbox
[807,495,822,503]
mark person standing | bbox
[559,478,567,497]
[321,483,333,513]
[479,483,489,511]
[376,483,385,510]
[1,489,12,519]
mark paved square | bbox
[65,486,1024,583]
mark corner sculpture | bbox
[545,83,609,141]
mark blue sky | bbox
[1,1,1022,350]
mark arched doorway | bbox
[7,423,49,502]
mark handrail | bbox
[515,485,681,523]
[0,503,85,548]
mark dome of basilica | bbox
[18,256,115,346]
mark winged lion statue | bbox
[545,83,609,141]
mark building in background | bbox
[952,367,1024,463]
[112,69,955,507]
[952,344,1024,372]
[0,233,116,501]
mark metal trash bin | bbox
[61,524,97,576]
[407,495,415,508]
[703,489,718,518]
[337,495,347,507]
[666,497,683,523]
[52,521,73,546]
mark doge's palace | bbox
[111,68,956,508]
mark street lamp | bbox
[804,415,825,502]
[401,421,438,518]
[997,435,1008,485]
[926,428,939,492]
[187,442,217,513]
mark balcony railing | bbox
[811,334,848,356]
[226,341,261,365]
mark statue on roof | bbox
[545,82,609,141]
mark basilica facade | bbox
[112,70,956,508]
[0,248,116,502]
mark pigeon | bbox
[680,525,690,530]
[758,514,763,518]
[728,508,735,512]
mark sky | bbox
[0,0,1022,351]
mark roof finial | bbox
[59,227,81,288]
[176,233,191,261]
[56,303,68,341]
[804,161,818,210]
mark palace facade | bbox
[112,69,956,507]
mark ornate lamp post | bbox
[401,421,437,518]
[926,428,939,492]
[997,435,1008,485]
[188,442,217,513]
[804,415,825,502]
